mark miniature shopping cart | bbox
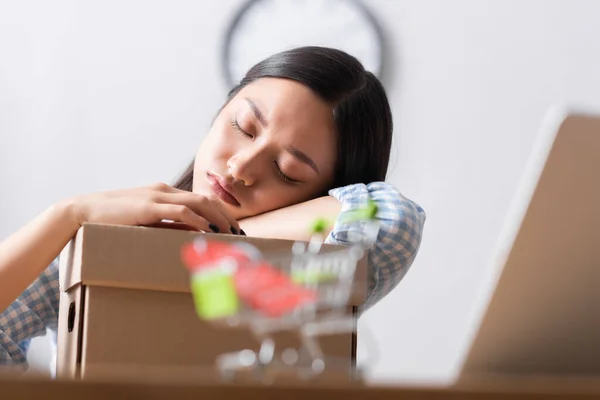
[181,201,380,382]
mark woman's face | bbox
[193,78,337,220]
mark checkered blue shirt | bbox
[0,182,425,369]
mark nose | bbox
[227,148,261,187]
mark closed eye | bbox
[230,119,253,138]
[274,161,301,185]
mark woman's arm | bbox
[0,202,79,312]
[238,196,342,241]
[0,182,245,313]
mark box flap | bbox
[59,223,367,305]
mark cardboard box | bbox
[56,223,367,380]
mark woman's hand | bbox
[67,182,240,234]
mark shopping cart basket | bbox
[181,200,380,381]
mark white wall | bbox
[1,0,600,384]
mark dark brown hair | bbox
[173,46,393,194]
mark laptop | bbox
[456,106,600,380]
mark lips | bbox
[207,172,240,206]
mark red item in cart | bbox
[234,262,317,317]
[234,262,288,296]
[181,239,255,272]
[251,285,317,317]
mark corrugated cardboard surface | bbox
[57,223,366,380]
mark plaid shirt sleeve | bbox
[0,260,60,370]
[325,182,426,312]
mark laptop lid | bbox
[458,107,600,379]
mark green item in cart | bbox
[341,199,379,223]
[190,270,239,320]
[309,217,331,235]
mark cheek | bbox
[193,131,230,192]
[250,184,316,215]
[196,128,230,161]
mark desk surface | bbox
[3,371,600,400]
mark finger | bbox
[167,189,241,234]
[152,203,213,233]
[155,192,238,234]
[148,182,178,193]
[164,188,241,235]
[202,195,242,234]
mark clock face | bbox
[222,0,384,87]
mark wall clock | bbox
[221,0,385,88]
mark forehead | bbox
[231,78,337,171]
[235,77,333,127]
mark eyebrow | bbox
[286,146,320,175]
[245,98,268,127]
